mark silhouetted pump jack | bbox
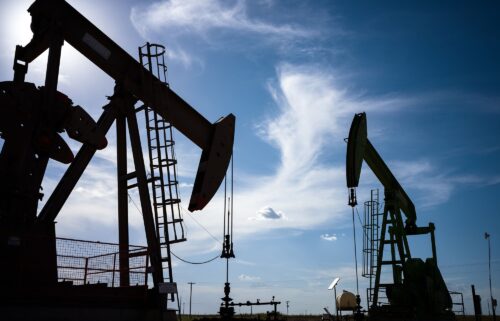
[346,112,453,321]
[0,0,235,320]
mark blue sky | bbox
[1,0,499,316]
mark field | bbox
[185,315,496,321]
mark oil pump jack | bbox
[0,0,234,320]
[346,113,453,321]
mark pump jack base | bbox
[0,285,177,321]
[368,305,455,321]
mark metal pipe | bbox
[112,253,117,287]
[83,257,89,284]
[117,112,130,286]
[485,233,497,321]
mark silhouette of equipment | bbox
[346,112,454,321]
[0,0,235,320]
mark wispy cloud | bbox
[135,62,382,253]
[409,90,500,115]
[128,0,327,71]
[46,62,492,256]
[234,259,257,266]
[389,159,500,208]
[165,47,205,70]
[142,63,421,253]
[260,64,412,178]
[238,274,261,282]
[130,0,311,40]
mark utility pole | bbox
[286,301,289,315]
[485,233,497,321]
[188,282,196,318]
[472,284,483,321]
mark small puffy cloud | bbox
[250,206,287,220]
[320,233,337,241]
[238,274,261,282]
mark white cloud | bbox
[234,259,256,266]
[260,64,410,179]
[388,159,495,209]
[167,63,415,253]
[320,233,337,241]
[43,62,486,257]
[250,206,287,220]
[165,47,204,70]
[179,182,194,189]
[238,274,261,282]
[130,0,311,40]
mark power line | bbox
[128,192,220,244]
[180,205,221,243]
[128,193,142,216]
[128,193,221,265]
[355,206,369,240]
[171,251,219,265]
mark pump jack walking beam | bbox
[15,0,235,214]
[346,112,437,235]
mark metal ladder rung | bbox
[121,171,137,181]
[127,182,139,189]
[161,238,187,246]
[160,180,179,187]
[160,158,177,165]
[153,199,181,207]
[154,126,171,130]
[147,176,161,183]
[166,218,183,224]
[157,217,183,225]
[135,104,147,112]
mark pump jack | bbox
[346,113,453,320]
[0,0,234,320]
